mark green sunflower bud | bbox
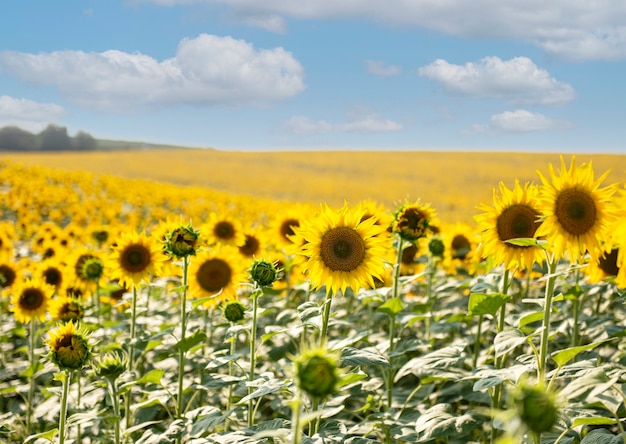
[95,351,127,382]
[164,224,200,258]
[249,259,279,287]
[514,383,558,433]
[428,236,445,257]
[82,257,104,280]
[295,347,340,400]
[223,301,245,323]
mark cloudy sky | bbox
[1,1,625,152]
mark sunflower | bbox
[294,203,390,295]
[49,296,84,322]
[202,212,246,248]
[535,156,618,262]
[11,277,55,323]
[0,260,19,290]
[270,207,307,250]
[107,231,164,288]
[45,320,92,370]
[391,200,438,243]
[36,259,67,291]
[475,180,545,271]
[188,246,247,308]
[238,227,267,260]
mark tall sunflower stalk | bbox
[95,352,127,444]
[247,259,279,427]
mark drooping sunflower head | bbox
[107,231,165,288]
[49,296,84,322]
[475,180,545,271]
[293,345,341,401]
[248,258,280,288]
[188,246,247,308]
[392,200,438,243]
[294,204,390,295]
[94,350,128,382]
[10,277,55,323]
[202,212,246,248]
[163,223,200,259]
[535,156,618,262]
[45,320,92,371]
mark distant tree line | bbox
[0,124,97,151]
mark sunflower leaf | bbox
[468,293,509,317]
[174,330,207,353]
[24,428,58,443]
[504,237,545,249]
[551,338,614,368]
[377,297,403,317]
[340,347,390,368]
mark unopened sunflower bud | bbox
[164,224,200,258]
[514,383,558,433]
[45,320,92,371]
[223,301,245,323]
[428,236,445,257]
[249,259,279,287]
[295,347,340,400]
[82,257,105,280]
[95,351,127,382]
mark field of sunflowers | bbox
[0,151,626,444]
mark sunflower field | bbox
[0,153,625,444]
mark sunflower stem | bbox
[26,318,36,435]
[473,314,483,369]
[571,268,582,347]
[386,236,404,411]
[225,327,236,432]
[107,377,121,444]
[319,290,334,347]
[58,370,72,444]
[176,256,190,444]
[538,256,558,382]
[248,287,261,427]
[290,391,303,444]
[125,284,139,431]
[76,371,82,444]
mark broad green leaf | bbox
[505,237,548,250]
[190,408,228,437]
[174,330,207,352]
[24,429,58,443]
[552,338,614,368]
[340,347,390,368]
[468,293,509,317]
[136,369,164,386]
[580,429,624,444]
[517,311,543,328]
[238,381,290,404]
[494,329,529,357]
[415,404,481,439]
[20,361,45,378]
[377,297,403,317]
[572,416,617,427]
[192,294,220,309]
[395,343,466,382]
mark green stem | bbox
[108,378,121,444]
[248,288,260,427]
[76,372,82,444]
[26,318,36,434]
[319,290,334,346]
[225,329,236,432]
[386,237,404,411]
[538,256,558,382]
[58,371,71,444]
[177,256,189,419]
[571,269,581,347]
[491,268,511,444]
[125,284,139,431]
[473,315,483,369]
[290,393,302,444]
[532,430,541,444]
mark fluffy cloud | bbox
[418,57,575,106]
[286,114,403,134]
[468,109,573,133]
[0,34,305,111]
[366,60,402,77]
[134,0,626,60]
[0,95,65,132]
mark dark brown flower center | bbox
[20,288,44,311]
[196,259,232,293]
[0,264,16,288]
[214,221,235,240]
[280,218,300,242]
[319,227,365,272]
[43,267,63,286]
[401,243,418,265]
[239,235,260,257]
[554,186,597,236]
[598,248,619,277]
[121,244,151,273]
[496,204,541,248]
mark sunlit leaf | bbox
[340,347,390,368]
[552,338,614,368]
[468,293,509,317]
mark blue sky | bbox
[1,1,625,153]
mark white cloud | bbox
[0,34,305,111]
[418,56,575,106]
[286,113,403,134]
[366,60,401,77]
[468,109,573,134]
[0,96,65,132]
[134,0,626,60]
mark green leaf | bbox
[468,293,509,317]
[340,347,390,368]
[24,429,58,443]
[580,429,624,444]
[238,381,289,403]
[395,343,466,381]
[572,416,617,427]
[136,369,164,386]
[377,297,403,317]
[551,338,614,368]
[20,360,45,378]
[191,294,220,309]
[415,404,481,440]
[517,311,544,328]
[494,329,529,357]
[190,408,228,437]
[174,330,207,353]
[53,371,68,383]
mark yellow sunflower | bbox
[45,320,92,370]
[188,246,247,308]
[536,156,618,262]
[36,259,67,291]
[201,212,246,248]
[0,260,19,291]
[475,180,544,271]
[269,206,308,250]
[11,277,55,323]
[107,231,164,288]
[391,200,438,243]
[294,203,390,295]
[49,296,84,322]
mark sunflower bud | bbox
[428,236,445,257]
[223,301,245,323]
[45,320,92,371]
[249,259,279,287]
[95,351,127,382]
[295,347,340,400]
[81,257,105,281]
[392,201,437,243]
[164,224,200,258]
[514,383,558,433]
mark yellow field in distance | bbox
[3,149,625,225]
